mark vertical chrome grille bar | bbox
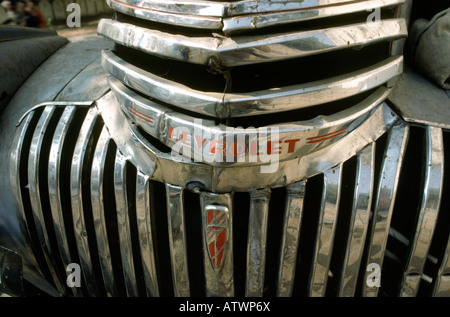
[136,171,160,296]
[114,150,139,297]
[91,126,117,297]
[338,143,375,297]
[71,106,100,296]
[48,106,80,296]
[308,164,343,297]
[246,188,271,297]
[165,183,190,297]
[10,111,44,280]
[433,236,450,296]
[400,126,444,297]
[200,191,234,297]
[363,122,409,297]
[28,105,66,294]
[277,180,306,297]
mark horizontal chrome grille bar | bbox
[222,0,406,34]
[107,0,357,18]
[97,18,407,67]
[95,90,399,191]
[107,0,405,34]
[102,49,403,118]
[108,76,392,166]
[106,0,223,30]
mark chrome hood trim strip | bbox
[97,18,407,67]
[102,49,403,118]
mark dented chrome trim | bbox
[107,0,405,34]
[245,188,271,297]
[106,0,357,18]
[95,90,399,192]
[97,18,407,67]
[102,49,403,118]
[276,181,306,297]
[108,76,392,166]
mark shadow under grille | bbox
[11,104,449,297]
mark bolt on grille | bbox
[10,104,450,297]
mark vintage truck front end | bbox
[1,0,449,297]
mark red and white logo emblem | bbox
[205,206,229,272]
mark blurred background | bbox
[0,0,113,35]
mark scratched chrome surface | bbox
[97,18,407,68]
[2,0,450,298]
[101,49,404,118]
[105,0,405,34]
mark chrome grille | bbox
[10,104,449,297]
[9,0,449,298]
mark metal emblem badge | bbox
[204,205,229,272]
